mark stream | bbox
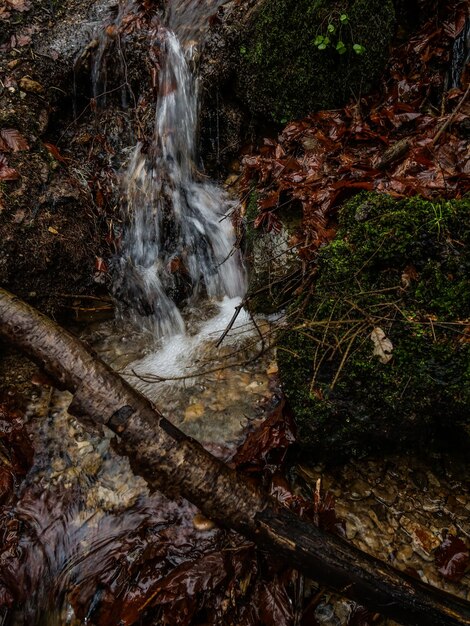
[3,0,470,624]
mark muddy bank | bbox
[0,0,165,316]
[1,0,107,314]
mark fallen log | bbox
[0,287,469,626]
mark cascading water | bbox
[114,0,247,337]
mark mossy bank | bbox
[237,0,395,121]
[278,193,470,460]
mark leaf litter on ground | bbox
[241,0,469,257]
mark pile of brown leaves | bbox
[242,1,469,255]
[0,0,31,22]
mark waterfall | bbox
[113,0,247,337]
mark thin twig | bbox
[432,84,470,145]
[330,323,368,390]
[215,303,244,348]
[57,293,113,301]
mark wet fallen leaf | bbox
[15,34,31,46]
[4,0,31,12]
[258,577,294,626]
[48,226,59,235]
[95,257,108,273]
[232,399,295,473]
[401,264,418,288]
[435,535,469,582]
[370,327,393,364]
[44,142,69,164]
[0,154,19,181]
[0,129,29,152]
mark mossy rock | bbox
[278,193,470,460]
[237,0,395,121]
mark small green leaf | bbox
[240,45,246,55]
[314,35,324,45]
[340,13,349,23]
[323,36,330,45]
[318,42,327,50]
[327,23,335,33]
[353,43,365,54]
[336,40,347,54]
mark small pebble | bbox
[193,513,216,532]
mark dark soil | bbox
[0,0,162,316]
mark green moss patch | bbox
[238,0,395,121]
[278,193,470,459]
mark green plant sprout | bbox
[313,10,365,56]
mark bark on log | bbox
[1,287,470,626]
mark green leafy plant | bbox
[353,43,366,55]
[313,10,365,56]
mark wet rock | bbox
[346,479,371,501]
[266,362,278,376]
[410,468,429,491]
[455,519,470,539]
[372,483,398,507]
[18,77,44,94]
[427,471,442,489]
[199,0,395,171]
[341,513,363,541]
[400,516,440,560]
[184,403,207,422]
[314,602,340,626]
[81,452,102,476]
[245,380,268,394]
[245,195,302,314]
[193,513,216,532]
[421,495,444,513]
[75,440,93,455]
[361,531,383,553]
[208,402,224,412]
[368,507,393,535]
[51,457,67,475]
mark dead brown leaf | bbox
[0,129,29,152]
[0,154,19,181]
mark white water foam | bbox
[127,296,254,398]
